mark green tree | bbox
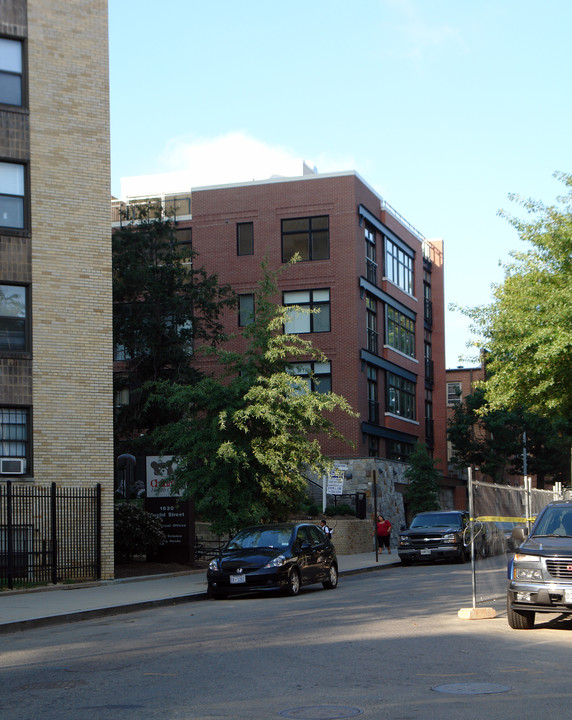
[149,262,357,535]
[113,207,235,451]
[458,172,572,417]
[447,388,571,486]
[404,443,441,516]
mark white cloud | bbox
[120,132,359,199]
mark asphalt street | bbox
[2,558,571,720]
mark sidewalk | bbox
[0,551,399,635]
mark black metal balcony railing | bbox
[368,400,380,424]
[367,329,378,355]
[366,259,377,285]
[425,419,434,446]
[425,358,434,385]
[424,298,433,326]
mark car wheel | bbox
[507,597,535,629]
[322,564,338,589]
[286,567,301,596]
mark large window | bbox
[0,284,27,352]
[288,361,331,394]
[238,293,254,326]
[0,162,25,229]
[386,307,415,357]
[387,440,414,462]
[237,222,254,255]
[283,289,330,334]
[387,372,416,420]
[0,407,29,473]
[385,238,413,294]
[0,38,23,106]
[282,216,329,262]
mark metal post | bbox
[468,466,476,609]
[51,483,58,585]
[6,482,13,590]
[373,469,379,563]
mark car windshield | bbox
[410,513,462,529]
[495,521,518,531]
[226,527,293,550]
[533,508,572,537]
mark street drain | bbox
[432,682,512,695]
[278,707,363,719]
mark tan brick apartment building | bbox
[1,0,114,580]
[114,170,459,517]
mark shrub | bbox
[325,503,355,517]
[114,503,166,563]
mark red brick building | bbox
[114,170,452,514]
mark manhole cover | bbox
[432,682,512,695]
[279,706,363,719]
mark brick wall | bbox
[25,0,114,578]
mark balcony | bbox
[367,329,378,355]
[366,259,377,285]
[425,358,434,385]
[368,400,379,424]
[424,298,433,326]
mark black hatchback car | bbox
[207,522,338,598]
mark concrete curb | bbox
[0,560,401,635]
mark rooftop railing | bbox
[111,192,192,225]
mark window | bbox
[366,296,378,354]
[0,38,23,106]
[0,162,25,229]
[447,381,462,405]
[237,222,254,255]
[387,440,413,462]
[385,238,413,294]
[175,228,193,267]
[283,289,330,334]
[282,216,329,262]
[365,225,377,284]
[0,407,29,472]
[386,307,415,357]
[387,372,416,420]
[0,284,28,352]
[114,388,130,407]
[288,361,331,394]
[424,331,433,384]
[368,435,379,458]
[367,366,378,423]
[425,388,434,445]
[238,293,254,326]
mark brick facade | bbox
[115,170,453,524]
[1,0,114,578]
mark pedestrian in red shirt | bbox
[375,514,392,553]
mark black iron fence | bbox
[0,482,101,590]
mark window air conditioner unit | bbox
[0,458,26,474]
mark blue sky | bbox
[108,0,572,368]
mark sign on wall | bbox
[144,456,194,563]
[327,467,345,496]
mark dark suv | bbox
[398,510,470,565]
[507,500,572,629]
